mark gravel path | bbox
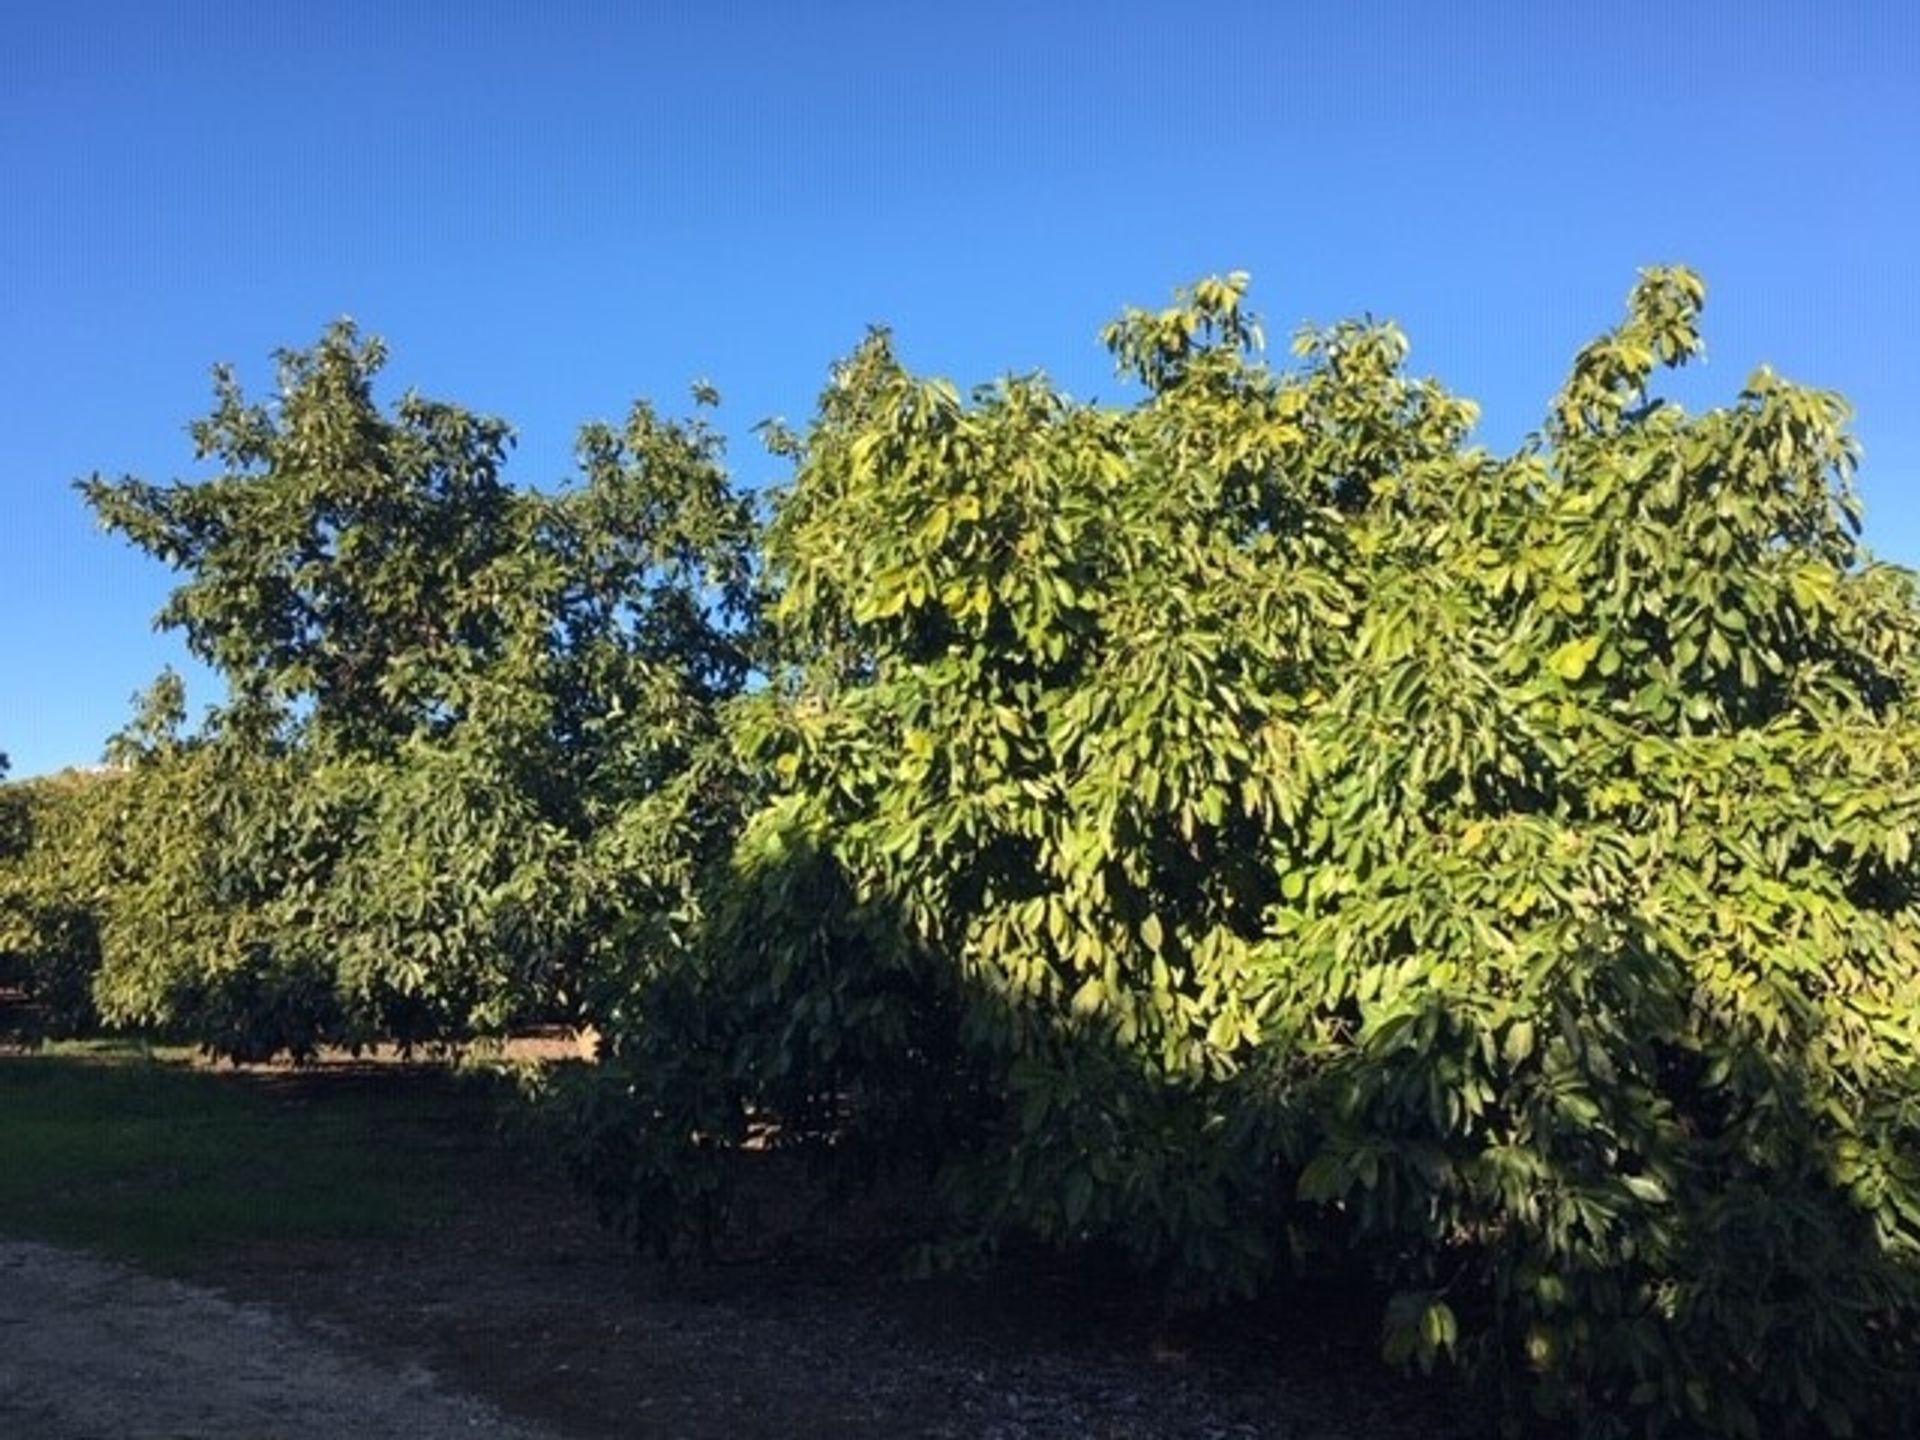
[0,1239,558,1440]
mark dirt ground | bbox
[0,1238,555,1440]
[1,1222,1470,1440]
[2,1180,1471,1439]
[0,1031,1472,1438]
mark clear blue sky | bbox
[4,1,1915,777]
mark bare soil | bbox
[0,1238,555,1440]
[0,1029,1473,1438]
[191,1144,1468,1438]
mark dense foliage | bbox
[0,765,116,1035]
[5,271,1916,1436]
[573,271,1920,1437]
[8,324,756,1057]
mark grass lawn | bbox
[0,1041,513,1271]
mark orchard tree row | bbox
[4,270,1917,1437]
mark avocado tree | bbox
[0,764,121,1034]
[585,271,1918,1438]
[15,269,1916,1436]
[69,322,759,1056]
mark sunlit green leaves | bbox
[46,322,763,1059]
[719,267,1920,1438]
[15,266,1919,1440]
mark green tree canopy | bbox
[585,268,1918,1438]
[10,270,1916,1438]
[65,322,760,1055]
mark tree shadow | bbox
[560,822,1920,1437]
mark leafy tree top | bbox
[82,320,759,759]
